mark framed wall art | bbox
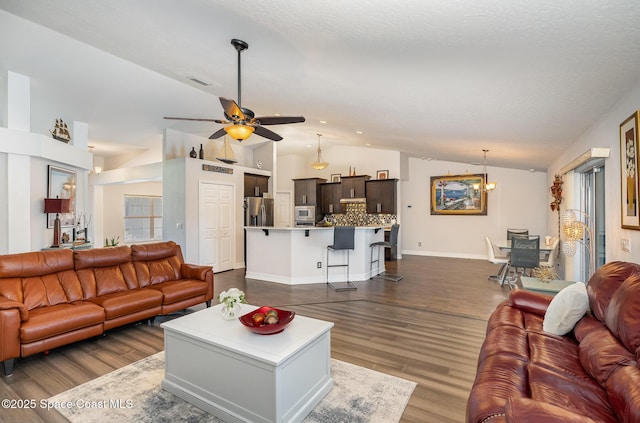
[620,111,640,230]
[47,165,77,228]
[331,173,341,183]
[376,170,389,179]
[430,173,487,215]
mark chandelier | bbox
[311,133,329,170]
[473,149,496,192]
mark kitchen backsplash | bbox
[325,203,397,226]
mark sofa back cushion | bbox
[604,273,640,356]
[0,249,83,310]
[74,246,139,298]
[131,241,183,287]
[587,261,640,322]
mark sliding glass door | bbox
[582,165,605,277]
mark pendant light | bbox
[311,133,329,170]
[473,149,497,192]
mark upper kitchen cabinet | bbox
[293,178,326,205]
[244,173,270,197]
[366,179,398,213]
[320,182,342,214]
[341,175,370,199]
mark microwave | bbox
[294,205,316,225]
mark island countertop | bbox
[244,225,384,231]
[244,225,385,284]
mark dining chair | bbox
[540,237,560,268]
[327,226,357,291]
[507,235,540,286]
[507,228,529,240]
[485,236,509,283]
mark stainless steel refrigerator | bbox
[244,197,274,226]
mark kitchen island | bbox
[245,226,385,285]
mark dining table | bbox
[494,238,554,285]
[495,239,554,253]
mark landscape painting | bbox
[430,174,487,215]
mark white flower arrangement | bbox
[218,288,246,308]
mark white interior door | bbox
[199,182,234,272]
[275,191,292,227]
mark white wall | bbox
[548,79,640,265]
[0,153,7,253]
[402,157,548,259]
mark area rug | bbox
[48,352,416,423]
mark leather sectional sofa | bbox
[0,241,213,376]
[466,261,640,422]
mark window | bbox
[124,195,162,242]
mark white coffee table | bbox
[161,303,334,423]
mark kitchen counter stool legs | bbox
[370,224,402,281]
[326,226,357,291]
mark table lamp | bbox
[44,197,71,247]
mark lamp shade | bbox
[563,221,585,241]
[311,133,329,170]
[44,198,71,214]
[225,124,254,141]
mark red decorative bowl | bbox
[239,306,295,335]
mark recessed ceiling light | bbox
[356,130,363,134]
[319,120,327,124]
[365,143,371,146]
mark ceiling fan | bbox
[164,39,305,142]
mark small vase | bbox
[221,302,241,320]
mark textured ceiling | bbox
[2,0,640,171]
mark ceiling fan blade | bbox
[209,128,227,139]
[164,116,221,122]
[253,125,283,141]
[254,116,306,125]
[219,97,245,121]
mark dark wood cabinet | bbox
[293,178,326,205]
[244,173,269,197]
[320,182,342,214]
[366,179,398,214]
[340,175,370,199]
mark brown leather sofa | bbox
[467,261,640,423]
[0,241,213,376]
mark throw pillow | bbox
[543,282,589,335]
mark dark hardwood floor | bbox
[0,255,511,423]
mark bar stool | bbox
[370,224,402,281]
[327,226,357,291]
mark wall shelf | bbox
[0,127,93,170]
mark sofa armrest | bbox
[0,303,22,366]
[0,296,28,321]
[181,263,213,281]
[508,289,552,316]
[505,398,600,423]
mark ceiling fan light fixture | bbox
[225,124,254,141]
[311,133,329,170]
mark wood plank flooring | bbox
[0,255,511,423]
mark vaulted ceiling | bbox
[2,1,640,171]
